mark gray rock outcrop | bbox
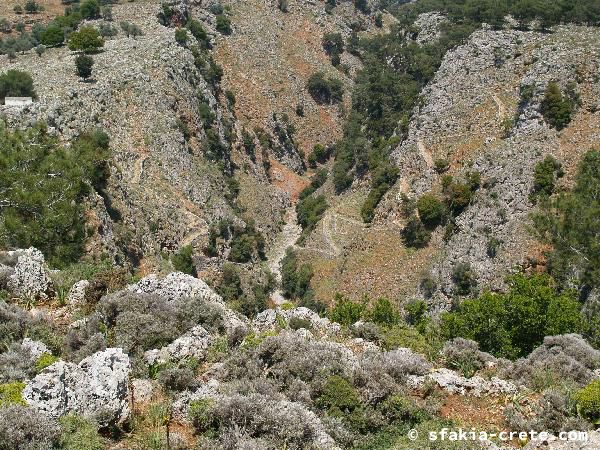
[23,348,131,426]
[144,325,213,365]
[4,248,52,300]
[128,272,223,304]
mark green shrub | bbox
[75,54,94,80]
[0,70,36,101]
[80,0,101,20]
[289,317,312,330]
[35,353,58,372]
[216,14,232,35]
[0,382,26,406]
[281,248,314,301]
[174,27,188,46]
[68,26,104,53]
[316,375,361,413]
[451,262,477,295]
[329,294,365,326]
[171,245,195,276]
[531,155,563,199]
[433,158,449,173]
[532,150,600,298]
[59,414,104,450]
[575,380,600,423]
[322,32,344,64]
[297,194,328,238]
[216,263,242,303]
[40,24,65,47]
[540,82,574,130]
[417,194,445,228]
[367,298,400,326]
[380,324,432,355]
[189,399,215,433]
[441,274,584,359]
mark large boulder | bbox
[127,272,223,304]
[23,348,131,426]
[145,325,213,365]
[5,248,52,300]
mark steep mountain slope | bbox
[300,23,600,309]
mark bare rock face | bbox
[67,280,91,306]
[144,325,213,365]
[408,368,518,396]
[5,248,52,300]
[413,12,448,45]
[23,348,131,426]
[21,338,50,359]
[128,272,223,304]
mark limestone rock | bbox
[145,325,213,365]
[23,348,131,426]
[128,272,223,304]
[408,368,517,396]
[21,338,50,359]
[67,280,90,306]
[5,248,52,300]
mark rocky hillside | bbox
[299,21,600,310]
[1,0,600,448]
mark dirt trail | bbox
[267,206,302,305]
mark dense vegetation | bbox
[533,149,600,309]
[0,122,111,267]
[441,274,584,359]
[0,70,36,101]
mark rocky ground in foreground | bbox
[0,247,598,448]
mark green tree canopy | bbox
[0,70,36,101]
[68,26,104,53]
[0,123,111,267]
[441,274,584,359]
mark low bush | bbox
[329,294,365,326]
[59,414,104,450]
[0,381,26,406]
[575,380,600,423]
[307,71,344,104]
[0,405,60,449]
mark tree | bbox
[441,274,584,359]
[322,32,344,64]
[417,194,445,228]
[402,216,431,248]
[540,82,573,130]
[215,14,232,35]
[533,149,600,295]
[80,0,101,20]
[40,24,65,47]
[25,0,41,13]
[75,54,94,80]
[171,245,195,276]
[307,71,343,104]
[0,124,111,267]
[68,26,104,53]
[0,70,36,101]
